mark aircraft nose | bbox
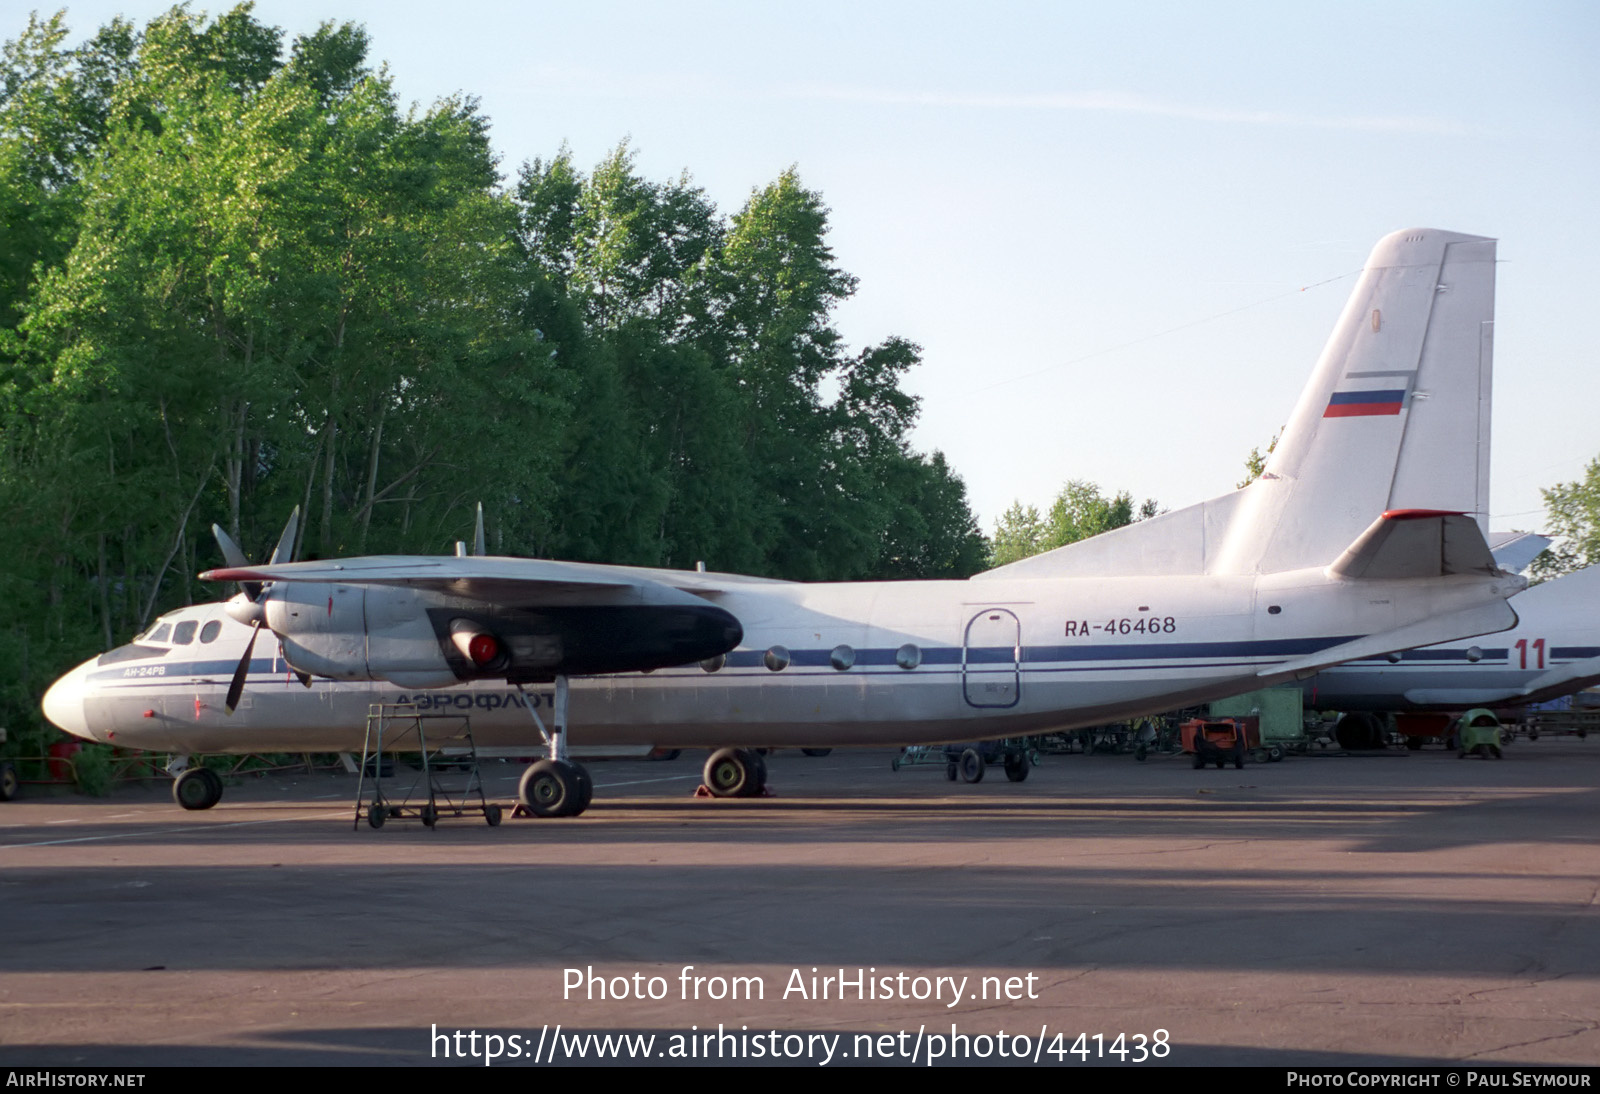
[42,663,96,742]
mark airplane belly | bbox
[1309,667,1533,711]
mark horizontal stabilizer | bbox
[1488,531,1552,575]
[1262,598,1518,681]
[1328,511,1497,580]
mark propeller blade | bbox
[294,670,312,689]
[269,506,301,566]
[212,524,261,601]
[225,621,260,715]
[473,502,486,557]
[212,524,249,569]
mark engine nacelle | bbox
[265,582,459,688]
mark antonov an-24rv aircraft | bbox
[43,228,1525,816]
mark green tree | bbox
[514,145,747,569]
[1530,456,1600,581]
[989,480,1159,567]
[989,502,1048,568]
[874,451,989,578]
[1237,429,1282,489]
[0,5,565,755]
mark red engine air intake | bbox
[467,633,500,666]
[449,620,505,670]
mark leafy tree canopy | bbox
[0,5,990,756]
[989,480,1159,567]
[1237,429,1281,489]
[1530,455,1600,582]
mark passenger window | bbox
[200,621,222,643]
[173,621,197,644]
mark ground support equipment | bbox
[354,703,502,829]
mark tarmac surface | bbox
[1,737,1598,1067]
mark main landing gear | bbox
[1335,711,1385,751]
[701,747,770,798]
[513,675,594,818]
[172,764,224,810]
[518,759,593,817]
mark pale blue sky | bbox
[22,1,1600,533]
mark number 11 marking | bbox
[1515,638,1546,670]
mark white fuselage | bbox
[46,568,1515,754]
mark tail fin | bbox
[978,227,1497,581]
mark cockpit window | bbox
[97,644,171,666]
[200,621,222,643]
[172,621,198,644]
[148,624,172,643]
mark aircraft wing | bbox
[200,555,791,606]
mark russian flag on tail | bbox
[1324,389,1405,417]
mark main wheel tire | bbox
[420,804,438,828]
[1003,751,1029,782]
[704,748,758,798]
[945,762,958,781]
[959,747,985,783]
[519,759,581,817]
[571,763,594,812]
[801,748,832,758]
[368,803,387,829]
[1336,712,1381,750]
[172,767,223,811]
[0,761,18,802]
[484,804,503,827]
